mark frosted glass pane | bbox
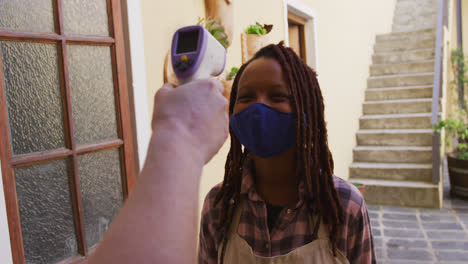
[0,0,55,33]
[63,0,109,36]
[15,159,78,263]
[0,41,66,155]
[68,45,118,145]
[78,149,123,248]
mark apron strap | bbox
[308,212,328,240]
[228,198,245,236]
[218,198,245,264]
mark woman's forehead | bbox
[239,57,287,88]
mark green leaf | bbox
[227,67,239,80]
[246,24,268,36]
[457,151,468,160]
[459,143,468,151]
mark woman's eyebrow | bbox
[237,84,289,94]
[270,84,290,93]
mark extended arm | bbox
[89,80,228,264]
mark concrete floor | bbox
[370,157,468,264]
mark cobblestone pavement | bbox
[370,161,468,264]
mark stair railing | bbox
[431,0,449,184]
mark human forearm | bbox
[89,123,204,264]
[89,80,227,263]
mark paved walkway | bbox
[370,159,468,264]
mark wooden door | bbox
[288,12,307,62]
[0,0,136,263]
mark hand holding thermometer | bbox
[171,25,227,84]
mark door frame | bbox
[283,0,319,72]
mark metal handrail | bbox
[431,0,448,184]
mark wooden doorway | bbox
[288,12,307,63]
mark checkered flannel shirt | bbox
[198,162,376,264]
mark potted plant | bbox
[242,22,273,63]
[221,67,238,101]
[435,109,468,198]
[435,48,468,198]
[204,0,234,48]
[352,182,366,196]
[198,17,230,49]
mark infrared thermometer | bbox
[171,25,226,84]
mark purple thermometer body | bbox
[171,25,226,84]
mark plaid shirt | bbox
[198,161,376,264]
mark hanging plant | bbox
[242,22,273,63]
[220,67,238,106]
[204,0,234,48]
[226,66,239,81]
[246,22,273,36]
[198,17,229,49]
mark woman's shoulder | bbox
[201,183,224,224]
[333,176,367,218]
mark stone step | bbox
[376,28,436,42]
[360,113,432,129]
[367,72,433,88]
[365,85,433,100]
[348,179,439,208]
[394,9,438,16]
[393,0,438,12]
[392,14,438,33]
[374,38,435,53]
[373,49,435,64]
[353,146,432,163]
[393,24,438,34]
[349,162,432,182]
[370,61,434,76]
[363,98,432,115]
[356,129,433,146]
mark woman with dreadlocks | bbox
[198,42,375,264]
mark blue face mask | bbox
[230,103,296,158]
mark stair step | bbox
[393,11,438,29]
[394,9,438,18]
[373,49,435,64]
[365,85,433,100]
[363,98,432,115]
[368,72,433,88]
[353,146,432,163]
[360,113,432,129]
[356,129,433,146]
[349,162,432,182]
[393,24,438,34]
[370,61,434,76]
[348,179,439,208]
[393,0,438,13]
[376,28,436,42]
[374,38,435,53]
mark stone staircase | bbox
[348,0,441,208]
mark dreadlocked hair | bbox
[214,41,345,259]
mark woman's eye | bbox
[237,95,253,103]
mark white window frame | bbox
[124,0,151,169]
[283,0,319,73]
[0,159,13,264]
